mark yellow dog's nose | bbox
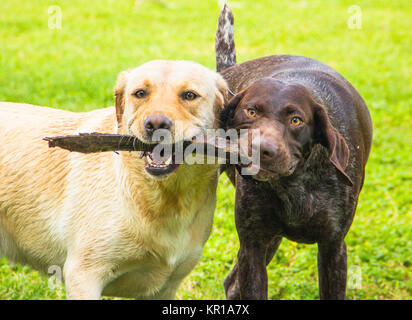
[144,115,173,135]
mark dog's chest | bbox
[101,169,219,298]
[149,220,198,266]
[271,164,349,243]
[106,233,203,299]
[104,199,215,298]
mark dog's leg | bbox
[147,251,204,300]
[63,258,107,300]
[227,176,281,300]
[236,242,268,299]
[224,262,240,299]
[146,278,183,300]
[265,236,283,265]
[317,240,347,300]
[224,236,281,300]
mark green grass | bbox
[0,0,410,300]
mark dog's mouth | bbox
[140,151,180,178]
[239,162,297,182]
[253,166,283,182]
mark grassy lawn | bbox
[0,0,410,300]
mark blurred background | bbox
[0,0,410,299]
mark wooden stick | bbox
[43,132,250,164]
[44,133,162,153]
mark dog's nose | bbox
[144,115,173,134]
[260,140,279,162]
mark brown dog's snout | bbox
[144,115,173,135]
[257,133,290,173]
[260,139,279,162]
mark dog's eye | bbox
[246,108,257,118]
[182,91,198,101]
[290,117,303,126]
[134,90,147,98]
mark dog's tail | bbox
[215,3,236,72]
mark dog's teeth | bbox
[147,157,172,169]
[165,157,172,165]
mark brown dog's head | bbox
[114,60,227,178]
[220,78,352,185]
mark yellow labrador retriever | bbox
[0,60,227,299]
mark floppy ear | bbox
[219,89,246,129]
[313,103,353,186]
[114,70,130,130]
[213,74,229,117]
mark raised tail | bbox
[215,3,236,72]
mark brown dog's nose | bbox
[144,115,173,134]
[260,140,279,162]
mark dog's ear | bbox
[214,75,228,112]
[219,89,246,129]
[313,103,353,186]
[114,70,130,130]
[213,74,229,128]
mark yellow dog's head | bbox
[114,60,227,178]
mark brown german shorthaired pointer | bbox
[215,5,373,300]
